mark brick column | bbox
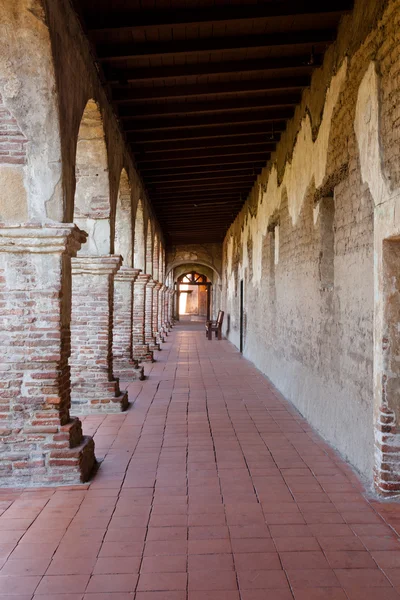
[132,274,154,362]
[0,224,96,486]
[159,284,168,336]
[70,255,128,413]
[113,267,144,381]
[164,286,171,331]
[145,278,160,351]
[168,288,176,325]
[153,282,164,344]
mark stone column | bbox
[153,282,164,344]
[70,255,128,413]
[113,267,144,381]
[0,224,96,486]
[145,278,160,351]
[132,273,154,362]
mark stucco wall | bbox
[221,0,400,483]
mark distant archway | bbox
[145,221,153,275]
[74,99,110,255]
[133,198,145,271]
[114,168,132,266]
[153,233,159,281]
[177,271,211,321]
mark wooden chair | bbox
[206,310,224,340]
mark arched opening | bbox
[145,221,153,275]
[159,243,165,283]
[153,233,159,281]
[74,99,110,255]
[177,271,211,322]
[114,168,132,266]
[133,198,145,271]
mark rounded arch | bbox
[174,263,215,284]
[74,99,110,255]
[133,197,145,271]
[145,220,153,275]
[159,243,165,283]
[167,259,221,282]
[153,233,159,281]
[114,168,132,266]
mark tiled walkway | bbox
[1,322,400,600]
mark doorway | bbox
[177,272,212,321]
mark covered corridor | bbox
[0,322,400,599]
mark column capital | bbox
[146,278,157,289]
[161,284,168,292]
[0,223,87,255]
[115,266,141,282]
[136,273,152,285]
[154,281,163,291]
[71,254,122,275]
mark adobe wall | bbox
[221,0,400,485]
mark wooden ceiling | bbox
[73,0,353,245]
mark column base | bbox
[71,391,129,414]
[132,344,154,363]
[148,340,161,352]
[114,359,145,381]
[0,417,96,487]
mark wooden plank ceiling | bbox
[73,0,353,245]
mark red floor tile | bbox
[0,323,399,600]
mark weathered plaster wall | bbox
[221,0,400,483]
[0,0,63,222]
[0,0,163,258]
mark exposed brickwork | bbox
[0,225,96,486]
[145,278,160,352]
[153,282,164,344]
[113,267,144,381]
[0,93,28,166]
[70,255,128,413]
[132,274,154,362]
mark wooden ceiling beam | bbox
[105,57,320,84]
[130,122,287,144]
[151,192,249,203]
[113,78,309,103]
[88,2,352,31]
[133,135,280,155]
[144,168,262,185]
[138,155,269,171]
[118,94,301,118]
[124,109,294,133]
[132,133,283,153]
[97,30,335,61]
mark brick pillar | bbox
[159,285,168,336]
[70,255,128,413]
[132,274,154,362]
[164,286,172,331]
[145,278,160,351]
[0,224,96,486]
[113,267,144,381]
[153,282,164,344]
[168,288,176,324]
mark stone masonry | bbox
[70,255,128,413]
[113,266,144,381]
[132,274,154,363]
[0,225,96,486]
[145,278,160,352]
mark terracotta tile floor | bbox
[1,321,400,599]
